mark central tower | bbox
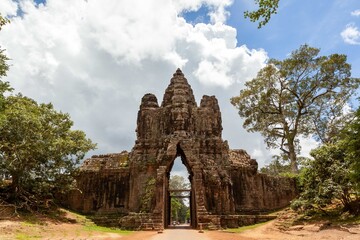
[129,68,235,228]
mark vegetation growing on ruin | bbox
[140,177,156,213]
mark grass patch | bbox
[83,224,132,235]
[224,221,268,233]
[61,209,132,235]
[15,233,41,239]
[295,211,360,225]
[21,221,37,227]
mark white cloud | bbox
[351,9,360,17]
[0,0,269,167]
[174,0,233,23]
[0,0,17,16]
[341,23,360,45]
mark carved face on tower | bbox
[170,89,190,131]
[171,107,189,131]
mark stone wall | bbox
[229,149,297,213]
[67,152,130,214]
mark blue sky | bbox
[185,0,360,76]
[1,0,359,172]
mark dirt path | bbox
[150,229,211,240]
[119,227,252,240]
[1,216,359,240]
[120,220,360,240]
[234,220,360,240]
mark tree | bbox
[302,145,354,211]
[0,94,96,208]
[343,105,360,195]
[231,45,360,173]
[260,155,291,176]
[169,175,190,223]
[244,0,280,28]
[169,175,190,190]
[292,121,360,215]
[0,14,11,127]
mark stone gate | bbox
[67,69,297,229]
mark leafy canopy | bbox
[231,45,359,172]
[292,108,360,215]
[0,94,96,206]
[169,175,190,223]
[244,0,280,28]
[0,14,12,126]
[342,106,360,194]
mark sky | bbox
[0,0,359,176]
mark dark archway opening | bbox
[164,145,196,229]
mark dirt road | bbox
[0,213,359,240]
[122,221,360,240]
[150,228,211,240]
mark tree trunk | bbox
[9,173,20,201]
[288,141,298,173]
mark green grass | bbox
[61,209,133,235]
[295,211,360,225]
[20,221,37,227]
[15,233,41,240]
[224,221,268,233]
[83,224,133,235]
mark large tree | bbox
[0,94,96,207]
[231,45,359,173]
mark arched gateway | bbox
[68,69,297,230]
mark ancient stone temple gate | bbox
[68,69,297,229]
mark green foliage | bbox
[292,139,360,215]
[0,94,96,208]
[140,177,156,213]
[343,106,360,193]
[260,155,291,176]
[0,14,12,127]
[0,15,10,31]
[169,175,190,223]
[169,175,189,190]
[244,0,280,28]
[0,48,9,80]
[231,45,360,173]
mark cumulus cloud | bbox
[351,9,360,17]
[0,0,17,16]
[0,0,270,166]
[341,23,360,45]
[174,0,233,23]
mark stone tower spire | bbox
[161,68,196,108]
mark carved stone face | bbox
[171,107,189,130]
